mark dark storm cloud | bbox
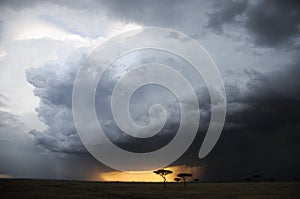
[0,0,184,26]
[90,0,184,27]
[168,58,300,181]
[25,44,300,180]
[227,61,300,131]
[25,47,211,154]
[206,0,300,47]
[4,0,299,48]
[23,32,300,180]
[0,0,102,10]
[197,59,300,181]
[206,0,248,33]
[0,0,207,36]
[245,0,300,47]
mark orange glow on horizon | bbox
[0,174,11,178]
[98,165,205,182]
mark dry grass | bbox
[1,179,300,199]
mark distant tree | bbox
[154,169,173,188]
[174,177,181,183]
[245,178,251,182]
[252,174,262,182]
[194,178,199,183]
[177,173,192,186]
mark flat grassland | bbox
[1,179,299,199]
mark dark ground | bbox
[0,179,300,199]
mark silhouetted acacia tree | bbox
[174,177,181,183]
[154,169,173,188]
[245,178,251,182]
[177,173,192,186]
[252,174,262,182]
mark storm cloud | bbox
[25,48,211,154]
[25,46,300,181]
[176,59,300,181]
[1,0,300,181]
[206,0,300,47]
[26,48,86,154]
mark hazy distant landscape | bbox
[1,179,300,199]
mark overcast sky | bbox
[0,0,300,181]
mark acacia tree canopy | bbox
[177,173,192,186]
[174,177,181,182]
[153,169,173,188]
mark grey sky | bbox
[0,0,299,181]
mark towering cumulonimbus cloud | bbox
[26,49,86,154]
[25,48,211,154]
